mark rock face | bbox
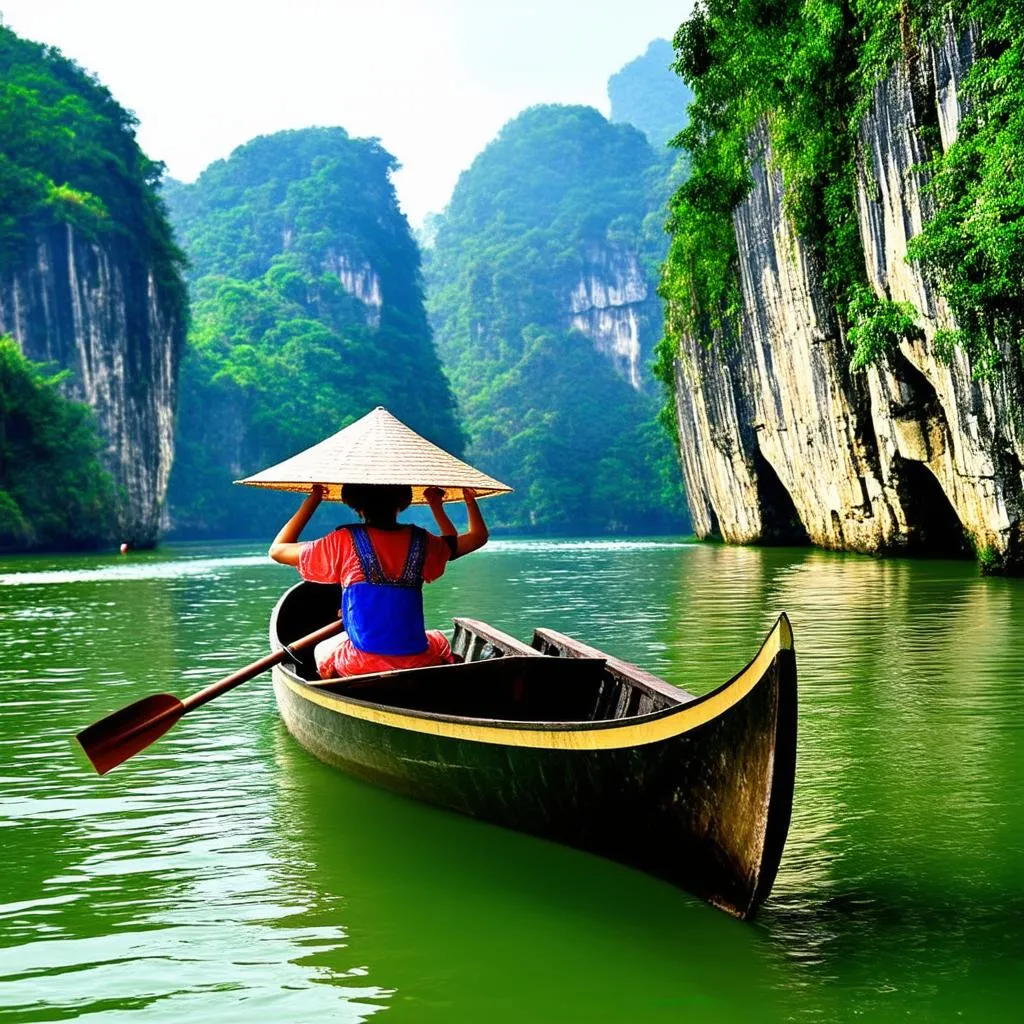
[325,251,383,328]
[672,21,1024,570]
[566,246,660,390]
[0,225,185,545]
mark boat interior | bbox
[272,582,695,723]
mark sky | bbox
[0,0,693,226]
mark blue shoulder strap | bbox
[348,524,427,587]
[349,525,387,584]
[398,527,428,586]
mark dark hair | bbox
[341,483,413,524]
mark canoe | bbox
[269,581,797,920]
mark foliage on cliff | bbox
[907,3,1024,374]
[661,0,1024,377]
[608,39,694,150]
[0,24,185,303]
[426,105,686,534]
[165,128,463,537]
[0,338,114,551]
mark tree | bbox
[0,337,114,550]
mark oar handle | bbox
[181,619,344,713]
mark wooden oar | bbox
[76,620,344,775]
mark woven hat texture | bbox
[236,406,511,504]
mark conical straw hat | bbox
[235,406,511,504]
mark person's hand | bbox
[309,484,325,502]
[462,488,478,501]
[424,487,445,506]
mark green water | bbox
[2,540,1023,1022]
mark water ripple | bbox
[0,555,274,587]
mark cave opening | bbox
[706,501,723,540]
[754,448,810,545]
[893,457,973,558]
[889,348,951,445]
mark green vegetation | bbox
[847,286,923,371]
[0,24,185,302]
[907,3,1024,376]
[977,543,1001,575]
[426,105,687,534]
[165,128,463,537]
[0,338,114,550]
[662,1,1024,377]
[608,39,694,150]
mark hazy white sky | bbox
[0,0,693,225]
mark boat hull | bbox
[271,615,795,919]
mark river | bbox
[2,539,1023,1021]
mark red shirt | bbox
[298,525,451,586]
[298,525,452,677]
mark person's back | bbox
[268,483,488,678]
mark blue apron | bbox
[341,525,430,656]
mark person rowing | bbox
[268,483,489,678]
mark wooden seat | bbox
[532,627,694,716]
[452,617,544,662]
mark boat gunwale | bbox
[270,591,793,750]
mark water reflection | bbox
[269,728,794,1022]
[756,551,1024,1017]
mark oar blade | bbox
[76,693,185,775]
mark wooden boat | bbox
[270,581,797,920]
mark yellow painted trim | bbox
[275,615,792,751]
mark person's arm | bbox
[425,487,456,537]
[269,485,323,566]
[425,487,488,560]
[456,488,488,557]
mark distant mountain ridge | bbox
[608,38,693,149]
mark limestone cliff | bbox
[426,104,686,533]
[0,225,185,547]
[164,128,463,538]
[566,246,661,390]
[672,20,1024,571]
